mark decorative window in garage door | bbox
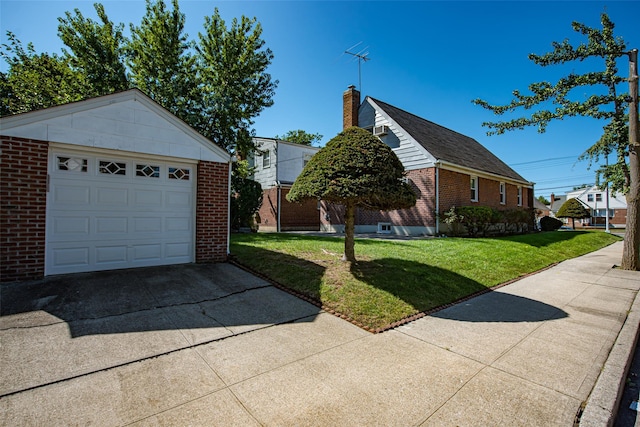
[57,156,87,172]
[168,167,190,180]
[99,160,126,175]
[136,164,160,178]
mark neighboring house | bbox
[322,86,534,235]
[249,137,321,232]
[548,192,567,218]
[564,185,627,227]
[1,89,231,282]
[533,197,551,219]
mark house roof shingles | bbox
[369,97,528,183]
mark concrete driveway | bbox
[1,241,639,426]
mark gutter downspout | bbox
[435,162,440,235]
[275,141,281,233]
[227,156,234,257]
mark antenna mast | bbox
[345,43,370,93]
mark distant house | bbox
[322,86,534,235]
[564,185,627,227]
[549,193,567,218]
[533,197,551,219]
[249,137,320,232]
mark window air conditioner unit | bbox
[373,125,388,136]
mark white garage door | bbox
[46,149,196,275]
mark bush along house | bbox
[322,86,534,236]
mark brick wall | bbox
[280,188,320,231]
[356,168,437,227]
[1,136,49,282]
[196,161,229,263]
[439,169,531,212]
[257,187,320,231]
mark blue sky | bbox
[2,0,639,200]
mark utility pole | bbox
[623,48,639,270]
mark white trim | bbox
[499,182,506,205]
[49,142,198,165]
[470,175,478,202]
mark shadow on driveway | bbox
[1,263,321,338]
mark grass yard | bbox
[230,231,621,331]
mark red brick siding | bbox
[1,136,48,282]
[196,161,229,263]
[280,188,320,231]
[356,168,437,227]
[257,187,320,231]
[257,187,278,229]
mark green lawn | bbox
[230,231,621,331]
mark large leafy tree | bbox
[275,129,323,146]
[57,3,129,96]
[556,198,591,229]
[1,33,87,115]
[194,8,278,156]
[287,127,417,262]
[127,0,195,118]
[473,13,639,270]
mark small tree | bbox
[230,160,263,231]
[287,127,416,262]
[537,195,550,205]
[556,198,591,229]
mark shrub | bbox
[540,216,563,231]
[456,206,494,237]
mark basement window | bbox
[377,222,392,234]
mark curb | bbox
[579,285,640,426]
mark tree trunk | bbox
[622,49,639,271]
[342,200,356,262]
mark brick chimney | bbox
[343,85,360,129]
[550,193,555,209]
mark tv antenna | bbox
[345,42,370,92]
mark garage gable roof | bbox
[0,89,230,163]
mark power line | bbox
[510,155,579,166]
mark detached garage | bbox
[1,89,231,282]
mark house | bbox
[548,192,567,218]
[533,197,551,220]
[249,137,320,232]
[564,185,627,227]
[0,89,231,282]
[322,86,534,235]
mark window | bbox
[57,156,87,172]
[303,153,313,168]
[499,182,506,204]
[168,167,190,180]
[470,176,478,202]
[136,164,160,178]
[262,150,270,168]
[377,222,392,234]
[587,194,594,202]
[99,160,126,175]
[517,187,522,206]
[596,193,602,202]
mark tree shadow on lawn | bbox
[496,230,591,248]
[347,257,567,327]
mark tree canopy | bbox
[472,13,639,270]
[556,198,591,229]
[275,129,323,146]
[1,0,277,156]
[287,127,416,261]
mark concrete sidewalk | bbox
[1,241,639,426]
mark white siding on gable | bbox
[361,99,434,171]
[0,92,228,163]
[252,139,277,188]
[277,142,318,183]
